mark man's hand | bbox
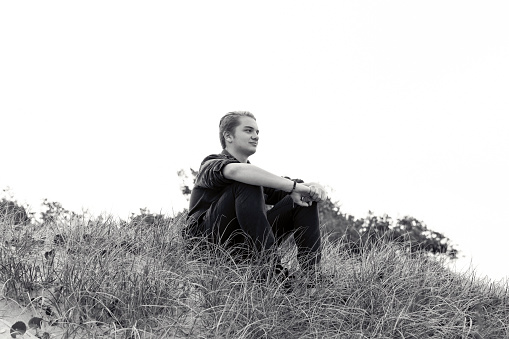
[289,182,314,207]
[290,190,313,207]
[289,182,327,207]
[303,182,327,203]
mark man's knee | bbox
[229,182,265,203]
[230,181,263,194]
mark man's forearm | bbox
[223,163,308,194]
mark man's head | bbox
[219,111,259,161]
[219,111,257,149]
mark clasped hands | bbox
[290,182,327,207]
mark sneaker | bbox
[304,271,335,289]
[275,264,296,292]
[256,264,308,293]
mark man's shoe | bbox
[274,264,296,292]
[304,271,335,289]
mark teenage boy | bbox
[186,111,327,276]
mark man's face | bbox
[229,116,259,157]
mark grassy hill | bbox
[1,212,508,338]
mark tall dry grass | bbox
[1,211,508,338]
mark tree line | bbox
[1,169,458,260]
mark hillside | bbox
[1,212,508,338]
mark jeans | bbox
[203,182,321,271]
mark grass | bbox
[1,211,508,339]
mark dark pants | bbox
[204,182,321,271]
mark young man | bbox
[186,111,327,275]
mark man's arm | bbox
[223,163,312,206]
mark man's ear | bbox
[224,133,232,142]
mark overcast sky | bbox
[1,1,508,282]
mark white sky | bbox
[1,1,508,282]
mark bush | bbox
[0,198,31,226]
